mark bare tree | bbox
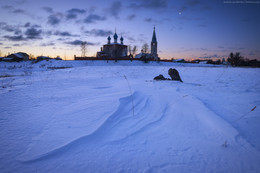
[128,45,132,56]
[132,46,137,57]
[228,52,244,66]
[142,43,149,53]
[81,41,87,57]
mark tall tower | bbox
[151,27,158,59]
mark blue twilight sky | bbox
[0,0,259,60]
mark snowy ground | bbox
[0,60,260,172]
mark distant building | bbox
[173,59,185,63]
[97,31,128,59]
[2,52,29,61]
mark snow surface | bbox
[0,60,260,172]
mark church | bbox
[96,27,159,60]
[96,31,128,59]
[135,27,159,60]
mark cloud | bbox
[42,7,53,13]
[24,22,30,27]
[66,8,86,20]
[12,9,26,14]
[0,22,22,34]
[47,13,63,26]
[1,5,13,10]
[129,0,168,9]
[41,42,55,47]
[198,54,222,59]
[4,35,26,41]
[127,14,136,20]
[24,27,42,39]
[53,31,78,37]
[85,29,113,37]
[83,14,106,24]
[108,1,122,18]
[23,22,41,28]
[65,40,98,46]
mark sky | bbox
[0,0,259,60]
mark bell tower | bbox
[151,27,158,59]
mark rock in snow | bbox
[153,74,167,80]
[168,68,183,82]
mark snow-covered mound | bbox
[0,61,260,172]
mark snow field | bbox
[0,60,260,172]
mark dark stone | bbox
[168,68,183,82]
[154,74,166,80]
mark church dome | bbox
[108,35,111,40]
[113,32,118,40]
[120,36,123,41]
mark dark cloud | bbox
[0,43,3,45]
[66,8,86,20]
[65,40,97,46]
[2,5,13,10]
[129,0,168,9]
[47,13,63,26]
[53,31,77,37]
[108,1,122,18]
[0,22,22,35]
[4,47,12,49]
[249,52,255,56]
[198,54,222,59]
[83,14,106,24]
[4,35,26,41]
[218,46,224,49]
[127,14,136,20]
[24,27,42,39]
[23,22,41,28]
[41,42,55,47]
[65,40,84,45]
[24,22,30,27]
[85,29,113,37]
[13,44,20,46]
[12,9,26,14]
[42,7,53,13]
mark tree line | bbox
[228,52,260,67]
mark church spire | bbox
[152,26,157,43]
[151,27,158,60]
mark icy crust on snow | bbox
[0,61,260,172]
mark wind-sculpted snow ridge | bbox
[19,91,168,162]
